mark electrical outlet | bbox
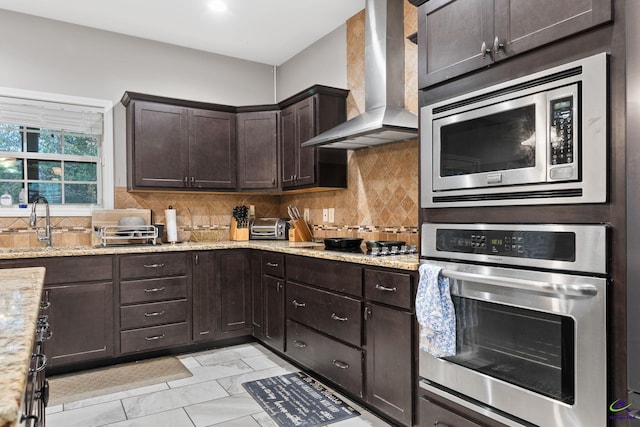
[303,208,310,222]
[328,208,335,223]
[322,208,329,222]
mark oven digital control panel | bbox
[435,229,576,261]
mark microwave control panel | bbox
[549,96,575,165]
[435,228,576,261]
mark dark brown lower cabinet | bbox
[44,280,114,367]
[263,275,285,351]
[192,251,216,341]
[365,302,413,426]
[287,319,364,397]
[217,249,252,336]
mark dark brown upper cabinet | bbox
[279,86,349,191]
[122,92,237,191]
[418,0,612,88]
[236,109,280,190]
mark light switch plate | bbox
[328,208,335,223]
[322,208,328,222]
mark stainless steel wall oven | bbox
[420,53,608,208]
[419,223,608,427]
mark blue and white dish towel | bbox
[416,263,456,357]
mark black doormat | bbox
[242,372,360,427]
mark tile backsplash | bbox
[0,1,419,249]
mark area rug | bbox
[48,356,192,406]
[242,372,359,427]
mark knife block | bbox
[289,219,313,242]
[229,218,249,241]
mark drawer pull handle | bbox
[292,300,306,308]
[331,359,349,369]
[331,313,348,322]
[375,284,397,293]
[144,287,166,293]
[40,301,51,310]
[266,262,279,267]
[144,334,165,341]
[143,263,165,268]
[144,310,166,317]
[293,340,307,348]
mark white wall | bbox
[0,10,275,186]
[275,24,348,101]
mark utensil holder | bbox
[229,218,249,241]
[289,219,313,242]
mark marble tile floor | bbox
[46,342,393,427]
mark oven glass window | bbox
[440,105,536,177]
[445,296,575,404]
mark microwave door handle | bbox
[441,269,598,299]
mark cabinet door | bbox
[217,250,252,335]
[280,104,298,188]
[493,0,612,60]
[365,303,413,426]
[189,109,236,189]
[44,281,114,367]
[132,101,189,188]
[237,111,279,190]
[417,394,483,427]
[251,252,264,338]
[192,251,216,341]
[263,275,285,351]
[418,0,494,88]
[294,97,316,187]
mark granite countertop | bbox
[0,267,46,427]
[0,241,420,271]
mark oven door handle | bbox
[441,269,598,298]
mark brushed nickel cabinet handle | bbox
[493,36,504,57]
[30,353,47,373]
[293,340,307,348]
[144,287,166,293]
[183,176,188,187]
[190,176,195,187]
[144,334,165,341]
[266,262,279,267]
[375,284,397,292]
[330,313,348,322]
[143,263,165,268]
[292,299,306,308]
[481,41,490,58]
[331,359,349,369]
[144,310,166,317]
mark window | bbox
[0,88,113,216]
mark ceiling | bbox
[0,0,365,66]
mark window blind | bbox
[0,96,103,135]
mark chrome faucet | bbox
[29,196,52,247]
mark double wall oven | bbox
[418,223,608,427]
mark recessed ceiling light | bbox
[208,0,228,13]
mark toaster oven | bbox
[249,218,290,240]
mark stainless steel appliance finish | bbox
[421,52,607,207]
[418,223,608,427]
[301,0,418,150]
[249,218,289,240]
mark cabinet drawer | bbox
[364,269,413,309]
[263,252,285,278]
[120,276,188,304]
[120,322,189,354]
[287,282,361,347]
[287,255,362,296]
[120,299,188,330]
[287,320,363,397]
[3,256,113,284]
[120,253,187,280]
[418,394,482,427]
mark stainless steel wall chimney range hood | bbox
[301,0,418,150]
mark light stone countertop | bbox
[0,241,420,271]
[0,267,46,427]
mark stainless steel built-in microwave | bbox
[421,53,608,208]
